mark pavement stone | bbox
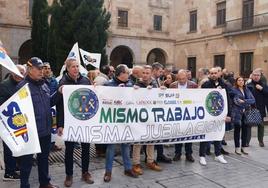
[1,126,268,188]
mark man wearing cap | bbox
[17,57,59,188]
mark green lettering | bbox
[100,108,112,123]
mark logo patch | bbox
[2,102,29,142]
[205,91,224,116]
[68,88,99,120]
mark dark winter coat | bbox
[231,87,255,125]
[44,76,58,95]
[17,75,52,137]
[246,80,268,118]
[135,79,158,88]
[56,73,90,128]
[0,75,19,105]
[104,76,133,87]
[201,78,232,116]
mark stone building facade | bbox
[105,0,268,78]
[0,0,32,78]
[1,0,268,79]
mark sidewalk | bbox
[1,126,268,188]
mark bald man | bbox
[199,67,231,166]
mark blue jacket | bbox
[17,76,52,137]
[104,76,133,87]
[231,87,255,125]
[44,76,58,95]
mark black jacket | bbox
[247,80,268,118]
[135,79,158,88]
[104,76,133,87]
[201,78,232,116]
[56,73,90,128]
[0,75,18,105]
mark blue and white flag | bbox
[57,42,88,81]
[0,45,23,78]
[0,84,41,156]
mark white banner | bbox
[80,48,101,69]
[0,84,41,156]
[63,86,227,144]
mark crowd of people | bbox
[0,57,268,188]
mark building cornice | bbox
[110,34,176,43]
[175,33,225,45]
[0,23,31,30]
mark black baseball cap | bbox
[27,57,44,69]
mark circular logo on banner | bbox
[205,91,224,116]
[68,88,99,120]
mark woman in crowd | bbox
[231,76,255,155]
[163,73,176,88]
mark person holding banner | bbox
[56,57,94,187]
[17,57,59,188]
[132,65,162,175]
[170,69,197,163]
[103,64,138,182]
[151,62,172,163]
[0,65,26,181]
[199,67,231,166]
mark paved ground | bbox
[1,125,268,188]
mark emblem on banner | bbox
[2,102,29,142]
[205,91,224,116]
[68,88,99,120]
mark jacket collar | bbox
[26,75,44,86]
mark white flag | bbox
[0,46,23,78]
[57,43,88,81]
[67,42,81,64]
[0,84,41,157]
[80,48,101,69]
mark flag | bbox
[80,48,101,69]
[67,42,81,65]
[57,42,89,81]
[0,46,23,78]
[0,84,41,157]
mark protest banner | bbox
[0,84,41,156]
[62,85,227,144]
